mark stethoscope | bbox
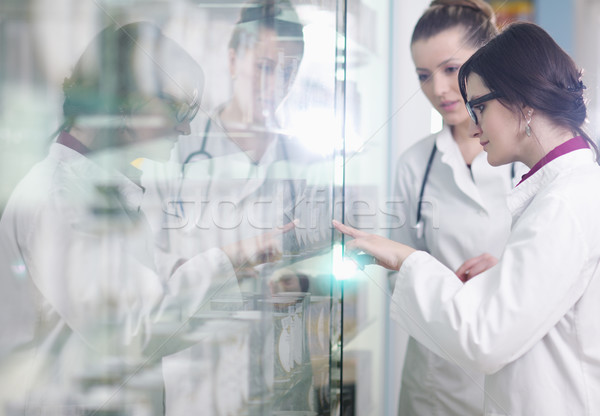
[415,142,516,239]
[181,117,214,170]
[175,116,296,219]
[171,117,214,218]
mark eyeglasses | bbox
[163,88,200,123]
[465,91,503,125]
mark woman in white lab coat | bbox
[390,1,513,414]
[167,0,330,282]
[156,3,331,413]
[0,22,288,414]
[335,22,600,415]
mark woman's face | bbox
[230,27,303,125]
[411,26,476,127]
[465,73,522,166]
[121,89,197,161]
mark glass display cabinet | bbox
[0,0,397,414]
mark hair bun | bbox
[430,0,495,22]
[566,80,586,92]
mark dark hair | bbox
[297,273,309,292]
[458,22,591,144]
[228,0,304,59]
[62,22,204,132]
[411,0,497,48]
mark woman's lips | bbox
[480,140,489,149]
[439,100,459,112]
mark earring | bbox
[525,110,532,137]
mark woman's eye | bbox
[474,104,485,115]
[257,61,275,75]
[417,73,430,83]
[445,66,460,74]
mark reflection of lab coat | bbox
[168,112,332,272]
[390,126,515,415]
[392,148,600,415]
[152,114,332,414]
[0,143,235,413]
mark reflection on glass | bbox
[0,1,342,415]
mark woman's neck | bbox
[219,99,247,127]
[219,102,275,163]
[67,126,143,184]
[68,126,95,149]
[521,128,577,168]
[450,121,482,165]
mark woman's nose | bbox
[431,74,449,97]
[469,120,482,138]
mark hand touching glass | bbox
[332,220,416,271]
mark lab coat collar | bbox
[507,148,597,219]
[200,111,297,201]
[208,107,283,167]
[49,143,145,212]
[435,125,487,208]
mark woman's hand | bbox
[455,253,498,282]
[332,220,416,271]
[222,220,297,270]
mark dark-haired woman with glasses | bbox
[335,21,600,415]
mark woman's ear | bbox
[521,105,534,120]
[522,105,534,137]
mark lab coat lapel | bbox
[436,127,486,209]
[507,148,596,223]
[506,172,542,224]
[52,144,156,271]
[216,137,284,203]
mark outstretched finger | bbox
[332,219,367,239]
[277,219,298,235]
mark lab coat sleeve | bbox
[29,188,235,354]
[391,193,591,374]
[159,247,236,319]
[29,201,160,351]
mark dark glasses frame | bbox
[161,88,200,124]
[466,91,503,125]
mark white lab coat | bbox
[0,143,235,414]
[145,112,331,414]
[158,110,332,272]
[392,147,600,415]
[390,126,515,415]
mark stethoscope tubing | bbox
[175,117,297,219]
[415,141,516,239]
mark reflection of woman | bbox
[390,1,511,414]
[172,0,323,268]
[336,22,600,415]
[178,0,305,165]
[162,4,321,413]
[0,22,287,414]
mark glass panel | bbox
[335,0,392,415]
[0,1,342,415]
